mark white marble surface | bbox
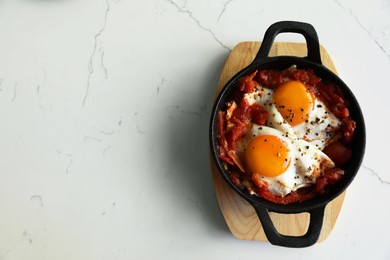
[0,0,389,259]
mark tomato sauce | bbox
[217,66,355,204]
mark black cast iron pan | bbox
[209,21,366,248]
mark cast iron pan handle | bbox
[254,21,322,65]
[254,205,325,248]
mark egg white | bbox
[243,85,341,149]
[238,125,335,197]
[293,99,341,149]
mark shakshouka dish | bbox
[217,65,356,204]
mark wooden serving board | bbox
[211,42,346,243]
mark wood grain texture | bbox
[211,42,346,242]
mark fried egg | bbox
[235,79,341,196]
[237,125,334,196]
[244,80,341,150]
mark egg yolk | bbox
[245,135,291,177]
[273,81,314,126]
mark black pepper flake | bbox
[317,104,322,108]
[300,107,304,112]
[305,146,309,149]
[264,139,267,142]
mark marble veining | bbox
[56,149,74,174]
[83,0,113,107]
[217,0,236,21]
[100,51,109,79]
[30,195,44,209]
[11,83,17,102]
[362,165,390,185]
[334,0,390,60]
[164,0,231,51]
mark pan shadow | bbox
[163,50,232,236]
